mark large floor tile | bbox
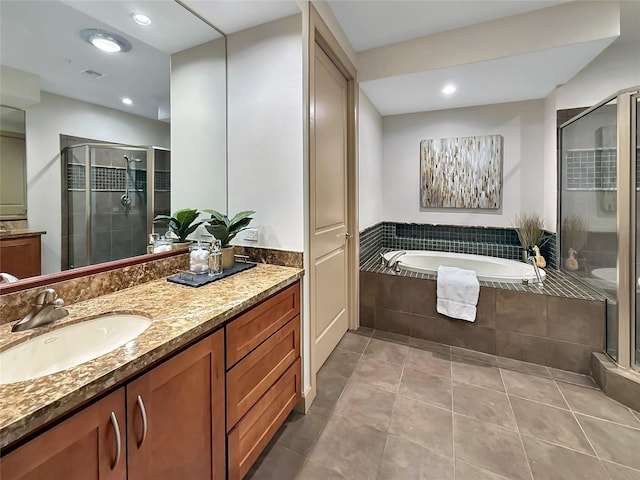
[510,396,593,454]
[410,337,451,355]
[602,461,640,480]
[310,415,388,480]
[350,356,403,393]
[521,436,607,480]
[399,366,452,410]
[405,347,452,378]
[454,461,513,480]
[453,414,530,480]
[313,369,349,408]
[450,346,498,365]
[377,434,454,480]
[336,331,370,354]
[276,405,330,456]
[373,329,411,345]
[451,356,505,392]
[352,326,374,337]
[364,338,409,365]
[246,443,306,480]
[497,356,550,377]
[548,368,597,388]
[334,382,396,431]
[389,395,453,457]
[501,369,567,408]
[577,414,640,470]
[452,382,517,430]
[296,459,349,480]
[321,350,362,378]
[558,381,640,427]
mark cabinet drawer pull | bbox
[109,412,121,470]
[136,395,148,447]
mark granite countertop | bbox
[0,263,303,450]
[0,228,47,239]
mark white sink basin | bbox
[0,314,152,384]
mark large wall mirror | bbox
[0,0,226,285]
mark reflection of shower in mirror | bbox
[121,155,143,207]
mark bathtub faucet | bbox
[386,251,406,273]
[527,256,544,285]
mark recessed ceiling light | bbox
[122,97,133,105]
[442,84,457,95]
[131,13,151,26]
[80,28,132,53]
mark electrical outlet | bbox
[244,227,259,241]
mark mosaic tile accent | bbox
[361,222,558,269]
[565,149,616,190]
[360,246,603,301]
[66,164,171,192]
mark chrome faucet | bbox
[527,256,544,285]
[12,288,69,332]
[386,251,406,273]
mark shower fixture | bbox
[121,155,142,206]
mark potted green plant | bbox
[153,208,203,249]
[203,209,255,269]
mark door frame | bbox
[304,6,359,410]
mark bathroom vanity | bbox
[0,229,45,279]
[0,264,302,480]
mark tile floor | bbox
[246,328,640,480]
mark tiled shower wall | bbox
[360,222,558,269]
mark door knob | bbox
[345,232,353,239]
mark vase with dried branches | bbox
[514,213,546,262]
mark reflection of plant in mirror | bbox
[514,213,546,250]
[153,208,203,243]
[562,215,587,253]
[203,210,255,247]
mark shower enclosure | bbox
[559,86,640,370]
[61,143,171,269]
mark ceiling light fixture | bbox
[131,13,151,26]
[122,97,133,105]
[80,28,132,53]
[442,84,457,95]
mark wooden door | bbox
[127,330,225,480]
[0,388,126,480]
[310,44,351,373]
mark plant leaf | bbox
[229,210,255,227]
[153,215,172,224]
[202,209,229,226]
[204,224,229,245]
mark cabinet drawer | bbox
[226,281,300,368]
[227,317,299,429]
[227,358,301,480]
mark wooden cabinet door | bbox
[0,388,126,480]
[127,330,225,480]
[0,235,41,279]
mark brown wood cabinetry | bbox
[1,388,126,480]
[0,235,41,279]
[1,330,225,480]
[127,330,225,480]
[226,280,301,480]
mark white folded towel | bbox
[436,265,480,322]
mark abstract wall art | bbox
[420,134,503,209]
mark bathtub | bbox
[383,250,545,284]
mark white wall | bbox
[26,92,170,274]
[227,14,304,251]
[556,41,640,110]
[358,90,383,230]
[543,90,558,232]
[171,38,227,215]
[382,100,545,227]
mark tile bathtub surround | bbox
[0,264,303,449]
[360,270,606,374]
[360,222,558,269]
[0,253,190,325]
[247,330,640,480]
